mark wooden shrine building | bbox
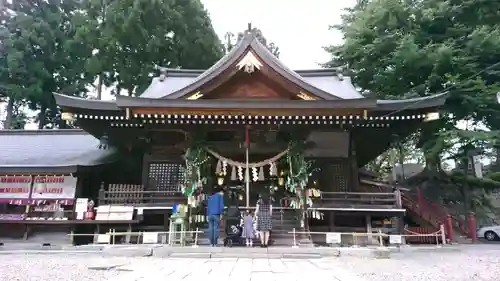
[50,30,447,245]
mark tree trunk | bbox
[96,74,103,100]
[4,98,14,129]
[38,104,47,129]
[461,157,471,223]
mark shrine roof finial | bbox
[247,22,252,32]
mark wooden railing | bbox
[401,190,470,237]
[98,184,184,206]
[317,191,400,209]
[358,178,474,240]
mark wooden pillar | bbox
[329,212,335,232]
[349,134,359,191]
[141,154,151,189]
[366,214,373,245]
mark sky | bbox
[201,0,354,70]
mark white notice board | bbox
[389,235,402,244]
[325,232,342,244]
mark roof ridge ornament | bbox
[335,67,344,81]
[154,64,168,81]
[236,51,263,74]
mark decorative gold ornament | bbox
[236,51,263,73]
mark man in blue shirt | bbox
[207,188,225,246]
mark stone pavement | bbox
[103,257,366,281]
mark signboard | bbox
[142,232,159,244]
[75,198,89,213]
[96,234,110,244]
[472,155,483,178]
[389,235,402,244]
[31,176,77,200]
[0,176,32,203]
[326,232,342,244]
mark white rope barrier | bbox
[205,147,289,168]
[69,229,204,247]
[287,228,446,248]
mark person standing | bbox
[242,210,255,247]
[207,188,225,246]
[255,194,272,247]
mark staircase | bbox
[194,209,311,247]
[401,190,472,241]
[271,209,312,246]
[360,179,472,241]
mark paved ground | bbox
[104,257,362,281]
[334,244,500,281]
[1,244,500,281]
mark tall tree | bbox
[327,0,500,219]
[77,0,224,97]
[326,0,500,173]
[0,0,92,129]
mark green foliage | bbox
[366,133,424,177]
[449,171,500,192]
[0,0,92,128]
[1,0,224,128]
[487,172,500,182]
[328,0,500,220]
[327,0,500,171]
[283,140,319,210]
[75,0,224,96]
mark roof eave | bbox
[116,95,376,109]
[53,93,121,111]
[0,165,79,174]
[374,92,448,111]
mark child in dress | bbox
[241,210,255,247]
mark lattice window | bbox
[331,161,348,192]
[147,162,185,193]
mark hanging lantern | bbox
[278,170,285,186]
[217,173,225,186]
[238,194,243,201]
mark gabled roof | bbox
[150,32,363,100]
[139,68,364,100]
[0,129,116,173]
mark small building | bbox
[0,129,119,245]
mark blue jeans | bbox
[208,215,221,246]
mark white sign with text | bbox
[0,176,32,200]
[31,176,77,199]
[389,235,402,244]
[326,232,342,244]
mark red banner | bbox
[0,176,32,200]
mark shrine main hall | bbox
[0,30,446,246]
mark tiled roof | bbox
[0,129,116,173]
[139,69,364,99]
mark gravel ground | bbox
[2,245,500,281]
[332,245,500,281]
[0,254,143,281]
